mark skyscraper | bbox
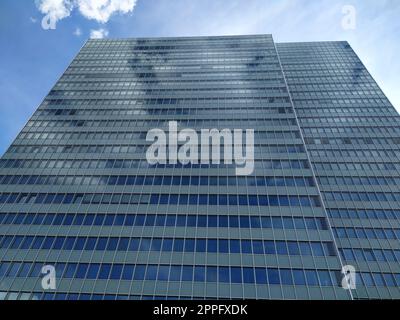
[0,35,399,300]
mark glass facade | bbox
[0,35,398,300]
[277,41,400,299]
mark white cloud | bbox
[90,28,109,39]
[77,0,137,23]
[35,0,137,25]
[35,0,74,25]
[73,27,82,36]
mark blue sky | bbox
[0,0,399,155]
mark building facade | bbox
[0,35,399,300]
[277,42,400,299]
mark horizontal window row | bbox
[298,107,395,116]
[323,191,400,203]
[65,69,284,78]
[55,79,284,90]
[86,43,275,49]
[8,144,305,156]
[310,148,400,159]
[0,261,340,287]
[4,257,400,288]
[292,90,380,100]
[56,77,284,86]
[59,76,284,85]
[85,37,272,44]
[84,41,274,50]
[71,57,279,66]
[26,118,297,129]
[318,176,400,187]
[303,126,400,135]
[39,106,292,117]
[69,72,284,80]
[0,212,329,231]
[356,272,400,288]
[71,55,277,65]
[43,96,290,106]
[300,116,398,125]
[313,162,398,171]
[0,158,309,171]
[0,174,315,188]
[339,248,400,263]
[82,44,274,52]
[0,291,209,301]
[77,46,276,55]
[84,42,275,49]
[284,61,362,71]
[283,64,364,73]
[327,208,400,221]
[76,52,279,61]
[291,83,378,92]
[20,130,300,141]
[65,65,282,74]
[70,60,280,69]
[293,97,388,107]
[333,227,400,240]
[76,56,281,64]
[0,192,322,208]
[0,235,336,257]
[284,74,371,83]
[48,87,288,96]
[305,137,400,146]
[83,42,275,50]
[285,71,368,78]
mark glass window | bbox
[280,269,293,285]
[241,240,252,254]
[133,265,146,280]
[157,266,169,281]
[292,270,306,285]
[255,268,267,284]
[61,263,76,279]
[243,268,255,284]
[182,266,193,282]
[96,238,107,251]
[361,273,374,287]
[311,243,324,256]
[207,239,217,253]
[230,267,242,284]
[318,271,333,286]
[121,265,134,280]
[145,265,158,280]
[87,264,100,279]
[196,239,206,253]
[305,270,319,286]
[76,263,89,279]
[206,266,217,282]
[117,238,129,251]
[170,266,182,281]
[194,266,205,282]
[372,273,385,287]
[267,269,280,285]
[264,241,275,255]
[276,241,288,255]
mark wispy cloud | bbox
[35,0,137,27]
[90,28,109,38]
